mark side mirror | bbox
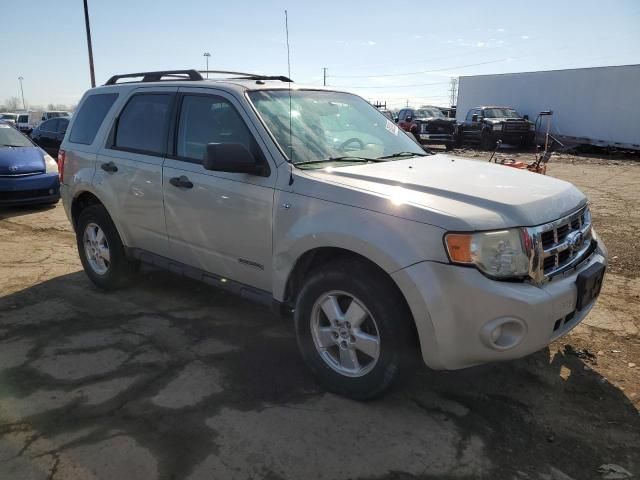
[394,117,399,123]
[523,114,529,120]
[203,143,266,176]
[471,114,478,122]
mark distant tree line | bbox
[0,97,76,112]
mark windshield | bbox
[248,90,425,166]
[414,108,445,119]
[1,114,18,121]
[483,108,521,119]
[0,124,34,147]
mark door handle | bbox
[169,175,193,189]
[100,161,118,173]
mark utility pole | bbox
[449,77,458,106]
[83,0,96,88]
[18,77,25,110]
[322,67,327,86]
[406,99,409,107]
[203,52,211,78]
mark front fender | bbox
[272,190,447,301]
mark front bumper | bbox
[418,133,454,144]
[0,173,60,206]
[392,242,607,370]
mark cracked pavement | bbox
[0,156,639,479]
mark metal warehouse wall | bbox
[456,64,640,149]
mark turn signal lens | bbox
[444,234,473,263]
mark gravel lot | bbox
[0,150,638,480]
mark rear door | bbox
[37,119,59,154]
[162,88,276,291]
[93,87,176,257]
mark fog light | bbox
[480,317,526,351]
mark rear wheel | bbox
[294,260,415,400]
[76,204,137,290]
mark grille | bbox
[0,188,56,201]
[503,122,528,132]
[529,206,593,280]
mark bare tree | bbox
[47,103,56,110]
[4,97,21,111]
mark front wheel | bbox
[294,260,415,400]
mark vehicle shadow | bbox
[0,203,58,221]
[0,269,638,479]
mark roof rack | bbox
[104,69,203,85]
[199,70,293,82]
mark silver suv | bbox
[59,69,607,399]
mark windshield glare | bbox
[484,108,521,118]
[0,125,34,147]
[414,108,444,118]
[248,90,424,165]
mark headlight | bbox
[492,123,503,131]
[44,154,59,174]
[444,229,530,279]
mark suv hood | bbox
[299,154,586,231]
[0,147,45,175]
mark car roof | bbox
[87,77,350,97]
[479,106,516,109]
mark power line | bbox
[330,81,450,89]
[329,58,511,78]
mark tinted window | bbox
[69,93,118,145]
[18,115,28,123]
[41,119,59,132]
[57,118,69,133]
[176,95,256,162]
[398,110,406,121]
[114,94,171,154]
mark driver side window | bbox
[176,95,257,163]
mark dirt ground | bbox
[0,149,638,480]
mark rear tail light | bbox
[57,149,66,183]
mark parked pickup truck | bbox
[397,107,456,150]
[457,106,535,149]
[59,69,607,399]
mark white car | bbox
[58,69,607,399]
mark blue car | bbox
[0,120,60,206]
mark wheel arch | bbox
[280,246,421,353]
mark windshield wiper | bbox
[294,156,385,167]
[376,151,428,160]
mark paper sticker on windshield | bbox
[385,120,399,136]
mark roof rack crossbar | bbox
[104,69,203,86]
[199,70,293,82]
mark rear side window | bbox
[57,118,69,133]
[114,94,171,155]
[69,93,118,145]
[41,119,59,132]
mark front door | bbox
[162,89,276,292]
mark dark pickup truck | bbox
[397,107,456,150]
[457,106,535,149]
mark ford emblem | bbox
[566,230,583,252]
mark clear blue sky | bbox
[2,0,639,109]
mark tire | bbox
[445,142,454,152]
[481,130,494,150]
[455,129,464,147]
[294,259,416,400]
[76,204,137,290]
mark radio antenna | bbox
[285,10,294,171]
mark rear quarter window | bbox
[69,93,119,145]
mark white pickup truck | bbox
[59,69,607,399]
